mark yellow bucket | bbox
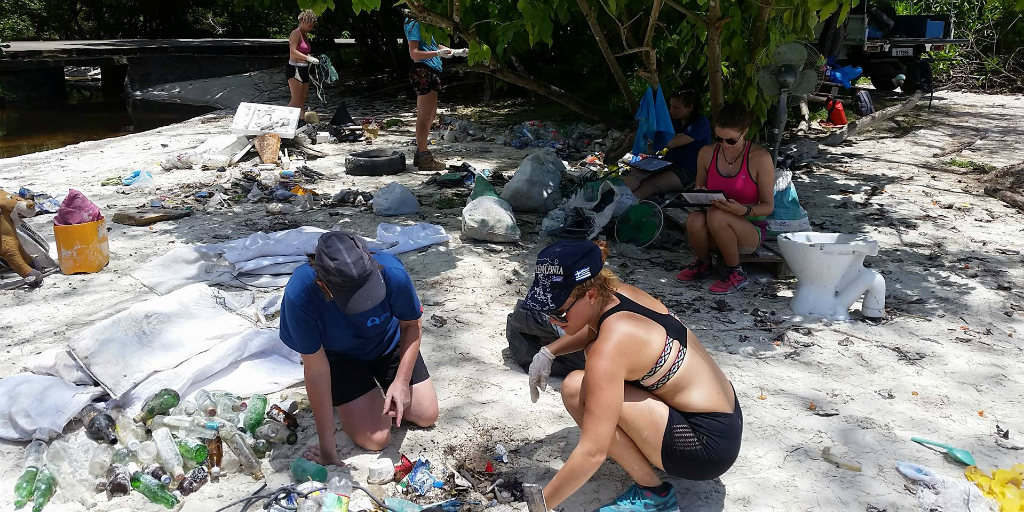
[53,219,110,274]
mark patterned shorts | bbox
[409,64,442,95]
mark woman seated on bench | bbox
[676,102,775,295]
[622,89,711,200]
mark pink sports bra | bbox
[706,142,759,206]
[297,33,311,55]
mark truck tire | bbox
[870,74,899,91]
[344,150,407,176]
[902,60,933,93]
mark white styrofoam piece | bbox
[230,102,301,139]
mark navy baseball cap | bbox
[314,231,386,314]
[524,241,603,312]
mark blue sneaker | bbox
[597,483,680,512]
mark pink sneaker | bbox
[675,258,713,282]
[709,267,748,294]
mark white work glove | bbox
[529,346,555,403]
[451,48,469,58]
[306,55,320,65]
[437,48,454,58]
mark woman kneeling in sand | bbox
[524,240,742,511]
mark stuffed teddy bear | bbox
[0,188,43,287]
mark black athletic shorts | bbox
[409,64,442,95]
[660,388,742,480]
[286,63,311,84]
[327,350,430,406]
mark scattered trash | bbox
[331,189,373,206]
[373,182,419,216]
[231,102,301,137]
[368,457,394,484]
[965,464,1024,510]
[394,454,414,482]
[821,446,862,472]
[255,134,282,164]
[408,457,443,495]
[101,176,122,186]
[122,170,153,187]
[291,457,328,483]
[494,444,509,463]
[911,436,976,466]
[463,176,521,243]
[430,314,447,328]
[501,149,567,213]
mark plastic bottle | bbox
[43,440,98,508]
[322,477,352,512]
[105,464,132,496]
[130,465,180,509]
[110,408,144,451]
[152,427,186,483]
[212,393,246,423]
[137,441,159,464]
[173,422,220,440]
[88,444,113,477]
[242,394,268,433]
[290,457,328,483]
[256,419,298,445]
[251,437,271,459]
[135,389,180,423]
[170,400,198,418]
[111,446,136,466]
[144,462,173,485]
[177,437,209,464]
[29,467,56,512]
[205,436,223,480]
[222,427,264,479]
[81,404,119,445]
[194,390,218,417]
[151,415,218,431]
[176,466,209,496]
[267,404,299,431]
[13,439,46,509]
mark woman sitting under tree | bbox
[525,240,742,512]
[676,103,775,295]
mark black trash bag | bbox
[506,300,585,377]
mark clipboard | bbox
[674,190,728,206]
[627,158,673,173]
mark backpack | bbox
[826,97,848,126]
[855,90,876,116]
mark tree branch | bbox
[641,0,664,89]
[663,0,707,29]
[749,0,774,62]
[576,0,639,112]
[615,46,653,56]
[707,0,724,112]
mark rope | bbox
[212,482,398,512]
[309,53,339,105]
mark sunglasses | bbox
[713,134,742,145]
[548,296,582,323]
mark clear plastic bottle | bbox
[170,400,199,418]
[150,415,218,430]
[256,419,298,445]
[111,446,136,466]
[194,389,218,417]
[43,439,98,508]
[29,467,56,512]
[151,427,186,483]
[322,477,352,512]
[110,408,146,452]
[221,427,264,479]
[137,440,159,464]
[13,439,46,509]
[88,444,113,477]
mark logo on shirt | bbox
[366,311,391,327]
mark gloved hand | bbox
[306,55,320,65]
[437,48,454,58]
[529,346,555,403]
[452,48,469,58]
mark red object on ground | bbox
[826,98,848,126]
[485,461,494,473]
[394,454,414,481]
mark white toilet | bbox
[777,232,885,321]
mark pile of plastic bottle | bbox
[12,388,305,511]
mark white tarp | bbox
[68,283,258,398]
[0,374,104,441]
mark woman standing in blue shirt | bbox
[624,90,712,200]
[280,231,438,461]
[405,17,453,172]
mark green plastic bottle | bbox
[242,394,268,433]
[251,438,270,459]
[290,457,328,483]
[130,468,180,509]
[14,440,46,509]
[29,467,55,512]
[134,388,180,423]
[176,437,209,464]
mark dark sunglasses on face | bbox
[548,296,582,323]
[713,134,741,145]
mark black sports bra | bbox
[596,293,689,391]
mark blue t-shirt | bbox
[665,113,711,172]
[404,19,442,73]
[279,253,422,362]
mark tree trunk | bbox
[796,94,810,134]
[749,0,774,62]
[707,1,724,113]
[470,65,621,126]
[641,0,664,89]
[821,91,924,146]
[575,0,639,112]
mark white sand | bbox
[1,86,1023,512]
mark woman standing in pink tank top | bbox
[287,9,319,118]
[676,103,775,295]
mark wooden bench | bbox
[662,207,792,278]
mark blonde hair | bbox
[568,240,619,302]
[298,9,318,24]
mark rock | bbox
[112,208,192,227]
